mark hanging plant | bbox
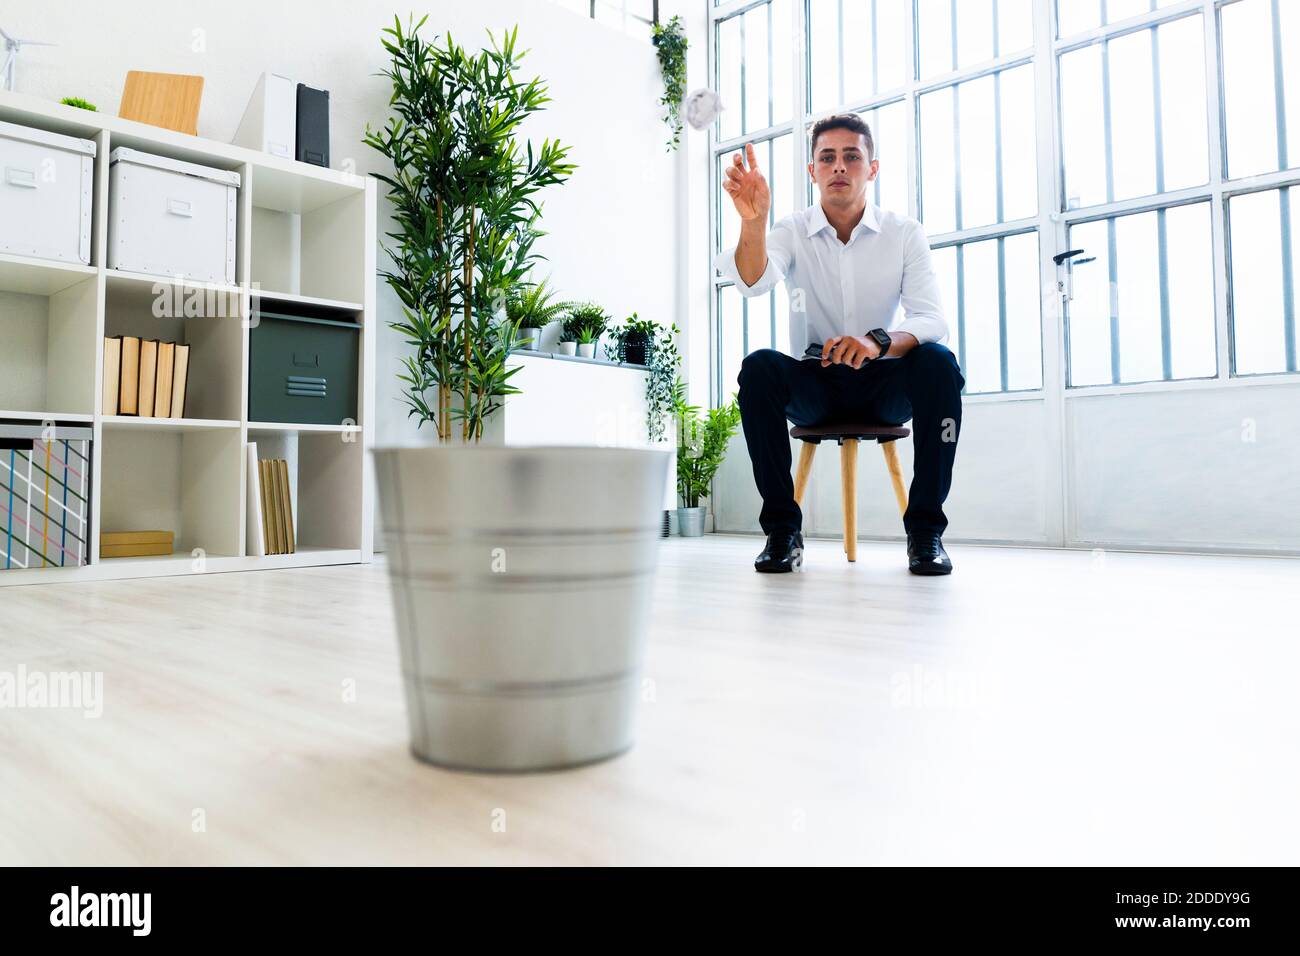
[651,15,688,151]
[606,317,681,442]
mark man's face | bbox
[808,128,878,209]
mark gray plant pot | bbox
[677,506,706,537]
[373,445,670,772]
[518,327,542,350]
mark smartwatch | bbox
[866,328,892,357]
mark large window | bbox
[709,0,1300,402]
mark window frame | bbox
[707,0,1300,409]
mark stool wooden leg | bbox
[792,441,817,506]
[881,439,908,518]
[840,439,858,562]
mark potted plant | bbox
[557,337,577,356]
[507,277,567,351]
[367,19,669,774]
[673,381,742,537]
[610,313,656,366]
[606,318,681,443]
[563,302,609,359]
[365,17,575,443]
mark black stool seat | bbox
[790,422,910,444]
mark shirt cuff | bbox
[713,247,781,297]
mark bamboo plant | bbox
[365,16,576,441]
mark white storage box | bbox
[108,148,240,284]
[0,119,96,266]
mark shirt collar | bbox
[805,202,880,240]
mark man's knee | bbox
[904,342,964,387]
[737,348,787,391]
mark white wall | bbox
[7,0,678,449]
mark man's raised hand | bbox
[721,143,771,223]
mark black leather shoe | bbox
[907,532,953,575]
[755,530,804,573]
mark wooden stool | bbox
[790,423,911,562]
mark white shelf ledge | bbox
[104,269,243,298]
[251,289,363,313]
[102,415,242,432]
[248,421,363,434]
[0,409,94,423]
[0,252,97,296]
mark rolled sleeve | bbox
[893,221,949,345]
[711,219,795,297]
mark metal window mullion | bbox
[871,0,880,95]
[953,84,964,233]
[906,0,919,220]
[1204,0,1231,380]
[1107,217,1121,383]
[767,1,775,128]
[1281,187,1297,372]
[1150,21,1172,380]
[795,0,810,214]
[1099,30,1120,380]
[998,235,1009,391]
[1157,208,1173,379]
[740,14,748,135]
[956,244,968,374]
[742,295,750,357]
[1271,0,1288,171]
[838,0,846,106]
[1037,0,1069,545]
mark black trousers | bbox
[735,344,965,537]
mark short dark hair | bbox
[810,114,874,160]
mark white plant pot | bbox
[373,445,671,772]
[576,342,596,359]
[557,341,577,356]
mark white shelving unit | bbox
[0,90,376,586]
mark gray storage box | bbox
[0,119,95,265]
[249,310,359,425]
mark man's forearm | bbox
[884,331,919,358]
[735,218,768,287]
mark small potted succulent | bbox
[563,302,610,359]
[674,381,742,537]
[507,278,568,352]
[557,336,577,356]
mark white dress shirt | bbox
[712,202,948,357]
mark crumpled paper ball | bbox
[684,88,725,131]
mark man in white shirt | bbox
[713,114,964,575]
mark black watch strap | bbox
[866,328,892,357]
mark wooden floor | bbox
[2,534,1298,865]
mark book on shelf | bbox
[155,341,175,418]
[101,530,173,559]
[259,459,279,554]
[137,339,158,417]
[255,458,296,555]
[102,336,122,416]
[101,336,191,419]
[245,443,265,558]
[171,344,190,419]
[278,459,295,554]
[118,336,140,415]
